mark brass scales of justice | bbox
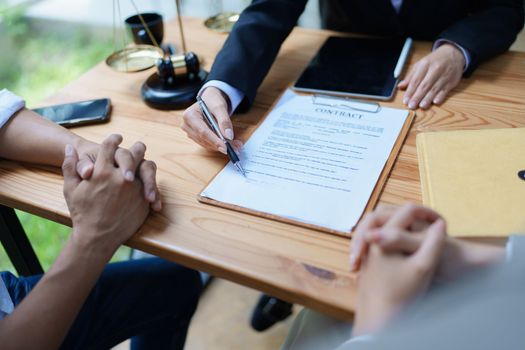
[105,0,239,110]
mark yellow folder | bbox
[417,128,525,237]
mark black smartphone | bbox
[32,98,111,128]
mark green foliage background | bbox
[0,3,131,273]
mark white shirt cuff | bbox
[198,80,245,116]
[0,89,25,129]
[433,39,471,73]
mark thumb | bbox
[62,144,81,195]
[398,69,413,90]
[213,104,234,141]
[204,88,234,140]
[76,156,94,179]
[398,79,408,89]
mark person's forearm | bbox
[0,108,92,166]
[207,0,307,107]
[0,229,114,350]
[438,2,524,75]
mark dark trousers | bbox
[1,257,203,349]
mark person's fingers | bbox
[432,87,451,106]
[152,198,162,212]
[95,134,122,171]
[62,144,81,196]
[398,79,408,90]
[367,226,423,255]
[181,123,213,150]
[409,218,431,232]
[350,206,397,271]
[208,98,234,141]
[129,141,146,162]
[183,123,223,152]
[412,219,447,273]
[403,63,428,106]
[432,72,460,106]
[408,67,442,109]
[419,77,446,109]
[232,139,244,151]
[182,106,226,154]
[183,120,219,151]
[76,157,94,180]
[182,105,217,149]
[117,141,147,181]
[139,160,161,211]
[384,203,441,230]
[114,149,136,181]
[202,87,235,140]
[398,69,413,90]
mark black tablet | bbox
[293,36,409,100]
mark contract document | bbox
[200,90,411,234]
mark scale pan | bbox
[204,12,239,33]
[106,45,164,72]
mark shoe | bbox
[250,294,293,332]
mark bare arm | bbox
[0,230,113,349]
[0,136,150,349]
[0,107,162,210]
[0,108,94,166]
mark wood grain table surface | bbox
[1,17,524,320]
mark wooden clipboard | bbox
[198,89,415,238]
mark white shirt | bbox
[200,0,471,114]
[0,89,25,129]
[0,89,25,320]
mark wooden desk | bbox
[1,18,524,320]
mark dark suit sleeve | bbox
[206,0,308,111]
[438,0,524,76]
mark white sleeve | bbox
[198,80,245,116]
[0,89,25,129]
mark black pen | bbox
[196,95,247,177]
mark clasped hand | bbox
[63,134,158,257]
[350,204,447,336]
[74,136,161,212]
[350,203,504,336]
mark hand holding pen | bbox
[196,95,247,177]
[182,87,243,153]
